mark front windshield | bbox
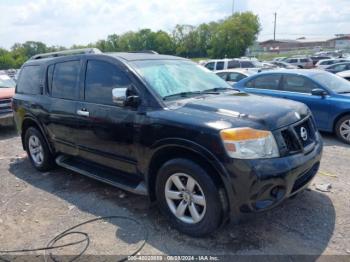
[131,60,233,100]
[0,75,15,88]
[313,72,350,93]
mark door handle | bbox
[77,109,90,117]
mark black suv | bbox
[13,49,323,236]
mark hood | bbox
[171,92,309,131]
[0,87,15,99]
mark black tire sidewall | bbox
[25,127,54,171]
[335,115,350,144]
[156,158,223,237]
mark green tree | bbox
[209,12,260,58]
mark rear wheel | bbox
[335,115,350,144]
[156,158,223,237]
[25,127,55,171]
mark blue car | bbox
[235,70,350,144]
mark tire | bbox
[156,158,223,237]
[335,115,350,144]
[24,127,55,171]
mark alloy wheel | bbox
[164,173,206,224]
[28,135,44,166]
[340,120,350,141]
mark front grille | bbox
[294,118,315,147]
[277,116,317,156]
[0,98,12,115]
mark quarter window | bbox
[51,60,80,100]
[85,60,132,105]
[17,65,42,95]
[205,62,215,71]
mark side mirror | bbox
[112,87,141,107]
[311,88,328,97]
[112,88,127,106]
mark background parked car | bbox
[310,56,332,66]
[234,70,350,144]
[284,57,314,69]
[0,73,16,126]
[216,68,258,85]
[337,70,350,81]
[268,61,299,69]
[324,62,350,74]
[203,58,262,71]
[273,57,287,62]
[315,59,349,69]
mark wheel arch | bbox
[146,139,232,215]
[21,117,54,153]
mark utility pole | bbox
[273,12,277,41]
[232,0,235,15]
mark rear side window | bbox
[228,73,246,82]
[85,60,132,105]
[228,60,240,69]
[216,72,227,80]
[17,65,42,95]
[52,61,80,100]
[47,64,54,93]
[247,74,281,90]
[216,62,224,70]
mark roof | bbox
[215,68,259,75]
[23,52,185,66]
[106,52,185,61]
[257,69,327,77]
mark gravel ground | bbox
[0,126,349,260]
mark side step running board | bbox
[56,155,147,195]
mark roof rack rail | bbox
[127,50,159,54]
[30,48,102,60]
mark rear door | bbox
[45,59,82,155]
[76,57,140,174]
[279,74,332,129]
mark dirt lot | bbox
[0,126,349,260]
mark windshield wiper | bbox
[203,87,240,92]
[163,87,238,101]
[338,91,350,94]
[163,91,203,100]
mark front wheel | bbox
[156,158,223,237]
[335,115,350,144]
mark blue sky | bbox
[0,0,349,49]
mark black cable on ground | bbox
[0,215,148,262]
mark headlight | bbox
[220,128,280,159]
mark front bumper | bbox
[0,112,14,126]
[224,133,323,217]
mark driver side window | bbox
[85,60,132,105]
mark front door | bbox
[76,58,140,175]
[279,74,332,130]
